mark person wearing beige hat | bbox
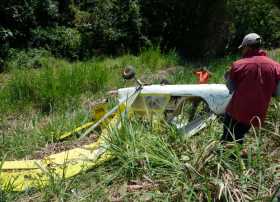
[222,33,280,144]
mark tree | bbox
[141,0,229,57]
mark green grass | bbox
[0,47,179,114]
[3,116,279,201]
[0,108,92,160]
[1,48,280,201]
[0,46,180,164]
[3,61,107,113]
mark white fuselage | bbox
[118,84,232,115]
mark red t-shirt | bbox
[226,50,280,127]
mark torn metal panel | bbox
[118,84,232,115]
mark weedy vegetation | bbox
[0,48,280,201]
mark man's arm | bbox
[274,64,280,97]
[224,68,236,94]
[275,81,280,97]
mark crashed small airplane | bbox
[1,67,234,191]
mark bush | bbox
[140,0,229,57]
[72,0,146,56]
[227,0,280,51]
[6,48,51,70]
[1,0,280,60]
[31,26,82,59]
[64,0,280,57]
[0,0,60,48]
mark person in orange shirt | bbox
[189,68,212,120]
[193,68,212,84]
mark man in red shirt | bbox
[222,33,280,144]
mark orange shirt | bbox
[194,70,210,84]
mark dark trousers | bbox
[221,113,250,144]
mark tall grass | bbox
[0,47,180,160]
[50,116,278,201]
[106,119,183,179]
[5,62,107,112]
[1,49,280,201]
[0,47,179,113]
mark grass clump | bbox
[139,47,179,71]
[4,61,108,112]
[107,119,183,180]
[5,49,52,71]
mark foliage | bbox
[6,48,51,70]
[140,0,229,57]
[31,26,81,59]
[0,0,280,59]
[227,0,280,51]
[0,0,60,45]
[72,0,145,56]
